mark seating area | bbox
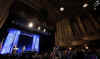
[0,46,99,59]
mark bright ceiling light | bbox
[43,29,46,32]
[60,7,64,11]
[28,22,34,28]
[69,48,72,50]
[83,3,88,8]
[85,46,88,49]
[37,26,41,30]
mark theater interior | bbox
[0,0,99,59]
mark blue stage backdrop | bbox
[0,29,40,54]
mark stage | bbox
[0,29,40,54]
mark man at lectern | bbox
[12,45,18,54]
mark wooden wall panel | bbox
[55,18,73,47]
[0,0,13,28]
[55,15,99,47]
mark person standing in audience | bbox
[50,47,57,59]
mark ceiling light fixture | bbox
[28,22,34,28]
[69,48,72,50]
[37,26,41,30]
[85,46,88,49]
[43,29,46,32]
[83,3,88,8]
[60,7,64,11]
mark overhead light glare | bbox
[28,22,34,28]
[60,7,64,11]
[85,46,88,49]
[43,29,46,32]
[83,3,88,8]
[37,26,41,30]
[69,48,72,50]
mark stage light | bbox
[83,3,88,8]
[28,22,34,28]
[43,29,46,32]
[37,26,41,30]
[96,0,100,7]
[69,48,72,50]
[85,46,88,49]
[60,7,64,11]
